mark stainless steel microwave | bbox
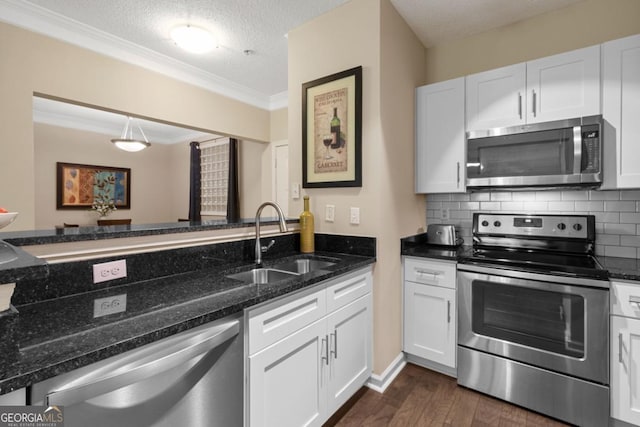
[466,115,602,189]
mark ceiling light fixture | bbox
[170,25,217,54]
[111,117,151,152]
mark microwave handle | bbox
[573,126,582,174]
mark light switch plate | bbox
[325,205,335,222]
[92,259,127,284]
[350,207,360,225]
[291,183,300,199]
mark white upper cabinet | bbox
[527,45,601,123]
[465,45,601,132]
[415,78,465,194]
[466,63,527,131]
[603,34,640,189]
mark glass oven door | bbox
[458,267,609,384]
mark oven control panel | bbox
[475,214,589,238]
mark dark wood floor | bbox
[325,363,569,427]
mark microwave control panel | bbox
[581,124,600,174]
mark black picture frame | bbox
[302,66,362,188]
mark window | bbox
[200,139,229,216]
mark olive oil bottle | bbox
[300,195,314,253]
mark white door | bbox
[603,34,640,189]
[466,62,526,131]
[326,294,372,414]
[415,78,466,194]
[526,45,601,123]
[404,281,456,368]
[248,319,327,427]
[273,143,289,215]
[611,316,640,425]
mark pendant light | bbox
[111,116,151,152]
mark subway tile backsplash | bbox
[426,189,640,259]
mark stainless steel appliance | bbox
[457,213,609,427]
[466,115,602,189]
[426,224,462,246]
[31,314,243,427]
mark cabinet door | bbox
[526,45,600,123]
[611,316,640,425]
[249,320,327,427]
[326,294,372,414]
[404,281,456,368]
[603,34,640,189]
[466,63,526,131]
[415,78,465,194]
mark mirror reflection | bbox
[32,96,271,229]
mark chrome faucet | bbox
[255,202,288,265]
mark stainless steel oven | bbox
[457,213,609,427]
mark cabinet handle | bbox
[532,90,537,117]
[447,300,451,324]
[330,330,338,359]
[629,296,640,307]
[456,162,460,187]
[518,92,522,119]
[321,336,329,366]
[619,333,624,364]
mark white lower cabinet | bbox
[404,281,456,367]
[246,268,372,427]
[611,280,640,426]
[403,256,456,373]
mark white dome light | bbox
[170,25,217,54]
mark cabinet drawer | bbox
[326,269,372,313]
[248,288,326,355]
[404,257,456,289]
[611,281,640,319]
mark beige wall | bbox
[0,21,272,231]
[289,0,425,374]
[34,122,272,227]
[425,0,640,84]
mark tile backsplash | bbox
[426,189,640,259]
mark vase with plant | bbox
[90,195,117,219]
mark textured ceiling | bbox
[5,0,583,107]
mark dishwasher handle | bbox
[46,319,240,407]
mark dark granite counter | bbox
[0,242,48,284]
[402,233,640,283]
[598,256,640,282]
[400,232,471,261]
[0,218,299,246]
[0,233,375,395]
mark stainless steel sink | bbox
[226,268,298,285]
[270,259,336,274]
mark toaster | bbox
[426,224,462,246]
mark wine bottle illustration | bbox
[330,107,341,149]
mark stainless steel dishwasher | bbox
[31,314,243,427]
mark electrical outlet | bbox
[93,294,127,318]
[441,208,450,220]
[93,259,127,284]
[325,205,335,222]
[350,207,360,225]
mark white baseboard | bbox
[366,353,406,393]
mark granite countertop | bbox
[401,232,640,282]
[0,234,375,395]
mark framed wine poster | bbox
[302,66,362,188]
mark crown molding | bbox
[0,0,289,111]
[268,91,289,111]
